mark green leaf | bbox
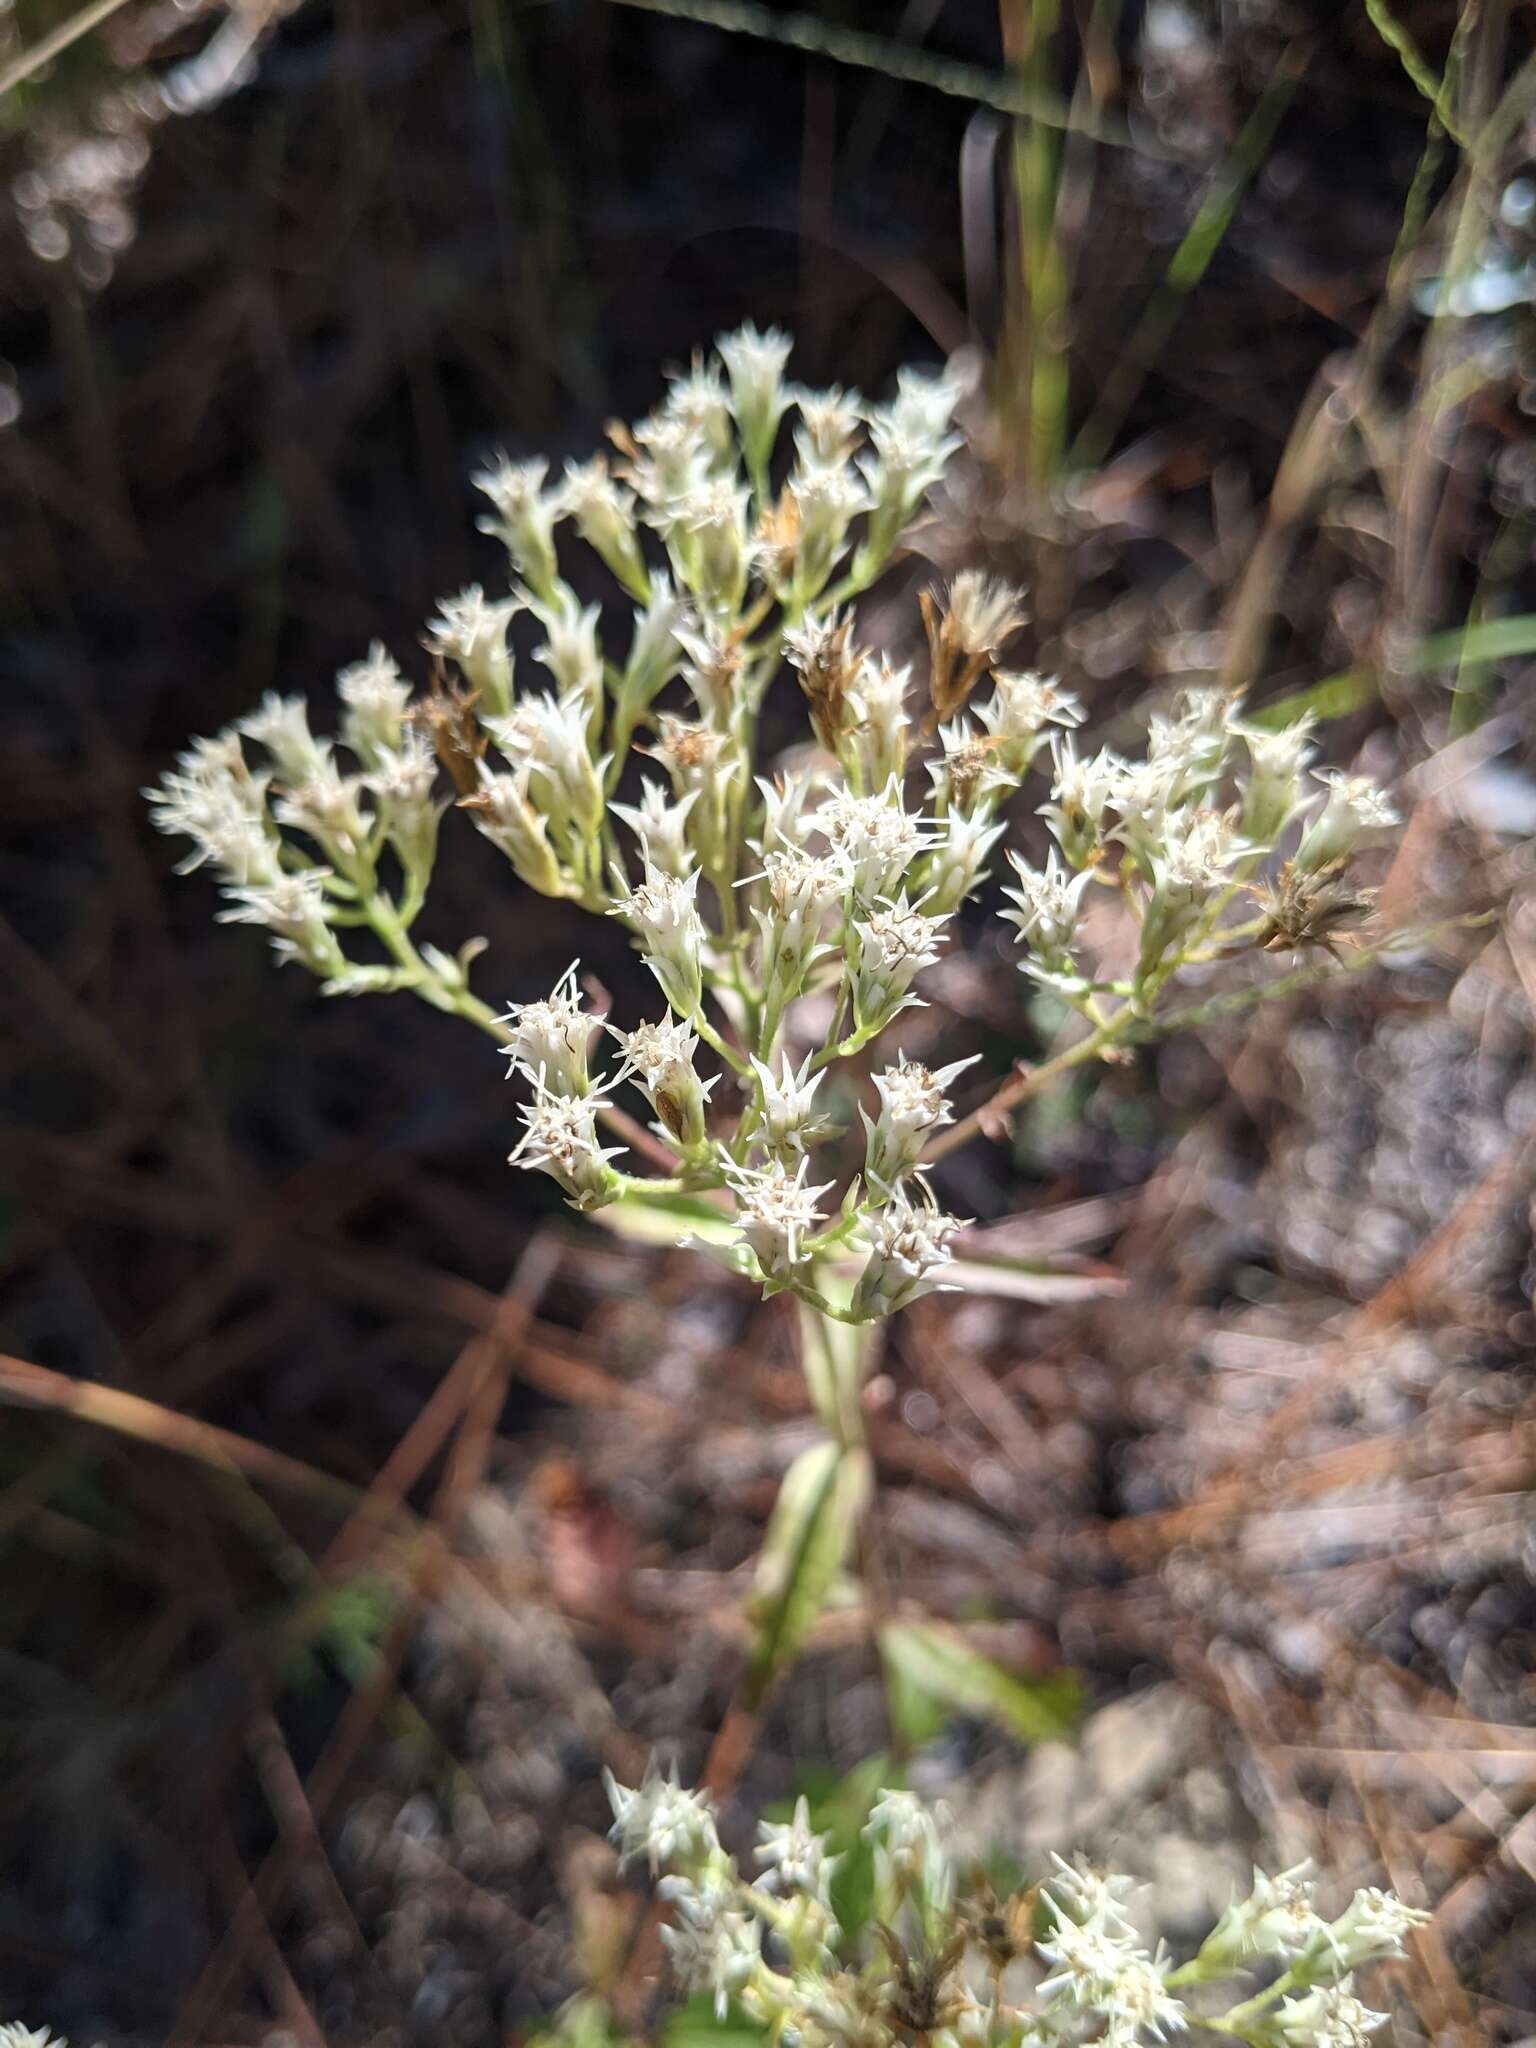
[938,1253,1125,1304]
[662,1995,768,2048]
[598,1185,738,1247]
[878,1621,1080,1745]
[745,1442,871,1703]
[1248,669,1377,730]
[1253,614,1536,732]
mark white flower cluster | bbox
[148,326,1399,1328]
[601,1775,1426,2048]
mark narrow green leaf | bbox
[597,1185,738,1247]
[745,1442,871,1702]
[878,1621,1080,1745]
[1249,669,1377,730]
[1253,614,1536,731]
[662,1996,768,2048]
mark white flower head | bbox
[1231,712,1316,846]
[610,779,699,880]
[558,455,649,596]
[337,642,412,763]
[1036,1913,1148,2011]
[793,384,864,463]
[755,1795,840,1904]
[1099,1952,1188,2046]
[1203,1861,1326,1966]
[1296,770,1399,873]
[922,804,1008,917]
[977,668,1083,776]
[147,729,279,885]
[239,690,329,786]
[604,1765,719,1875]
[717,321,793,474]
[217,867,340,974]
[1322,1885,1430,1971]
[787,458,867,591]
[472,452,563,595]
[424,585,520,716]
[609,860,708,1019]
[1146,685,1230,803]
[863,1787,953,1904]
[487,688,605,838]
[663,353,736,460]
[0,2027,68,2048]
[862,1052,979,1192]
[530,588,604,709]
[929,718,1017,822]
[1275,1980,1389,2048]
[1046,1853,1139,1935]
[499,961,595,1096]
[858,369,963,560]
[459,762,563,896]
[815,781,934,909]
[509,1079,625,1211]
[1042,735,1133,867]
[623,571,691,706]
[659,1874,760,2019]
[272,757,372,871]
[668,474,753,612]
[847,653,912,789]
[746,1050,835,1158]
[852,1190,965,1317]
[366,727,441,879]
[726,1153,832,1284]
[612,1014,717,1152]
[747,846,845,1015]
[849,895,950,1033]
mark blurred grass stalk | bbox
[1223,1,1536,702]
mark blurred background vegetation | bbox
[5,1,1536,2042]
